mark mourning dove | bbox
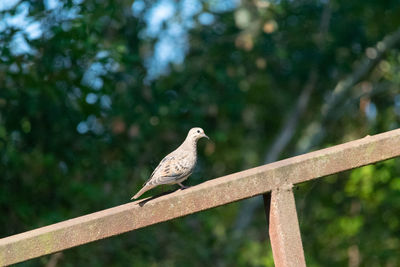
[131,127,209,200]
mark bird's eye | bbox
[197,130,200,133]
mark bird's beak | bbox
[203,134,210,140]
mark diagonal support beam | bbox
[268,185,306,267]
[1,129,400,265]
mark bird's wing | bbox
[145,153,191,186]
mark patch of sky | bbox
[9,63,19,73]
[87,115,104,134]
[76,121,89,134]
[25,21,42,39]
[365,101,377,121]
[77,115,104,135]
[86,93,98,104]
[44,0,81,20]
[6,0,237,79]
[81,62,107,90]
[0,2,42,42]
[43,0,82,22]
[96,50,110,59]
[2,2,29,27]
[81,55,119,89]
[100,95,112,109]
[10,32,35,56]
[0,0,20,11]
[181,0,202,25]
[144,26,188,81]
[198,12,215,25]
[44,0,62,10]
[132,0,146,17]
[143,0,176,38]
[132,0,238,81]
[208,0,239,13]
[0,0,81,56]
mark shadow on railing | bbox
[1,129,400,267]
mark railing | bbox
[1,129,400,266]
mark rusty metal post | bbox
[267,185,306,267]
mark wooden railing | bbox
[1,129,400,266]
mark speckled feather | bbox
[131,127,209,200]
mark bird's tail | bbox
[131,185,155,200]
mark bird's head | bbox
[188,127,209,141]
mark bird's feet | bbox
[178,183,190,190]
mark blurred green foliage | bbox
[1,0,400,266]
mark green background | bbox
[1,0,400,266]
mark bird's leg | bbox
[178,183,190,190]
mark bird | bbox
[131,127,209,200]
